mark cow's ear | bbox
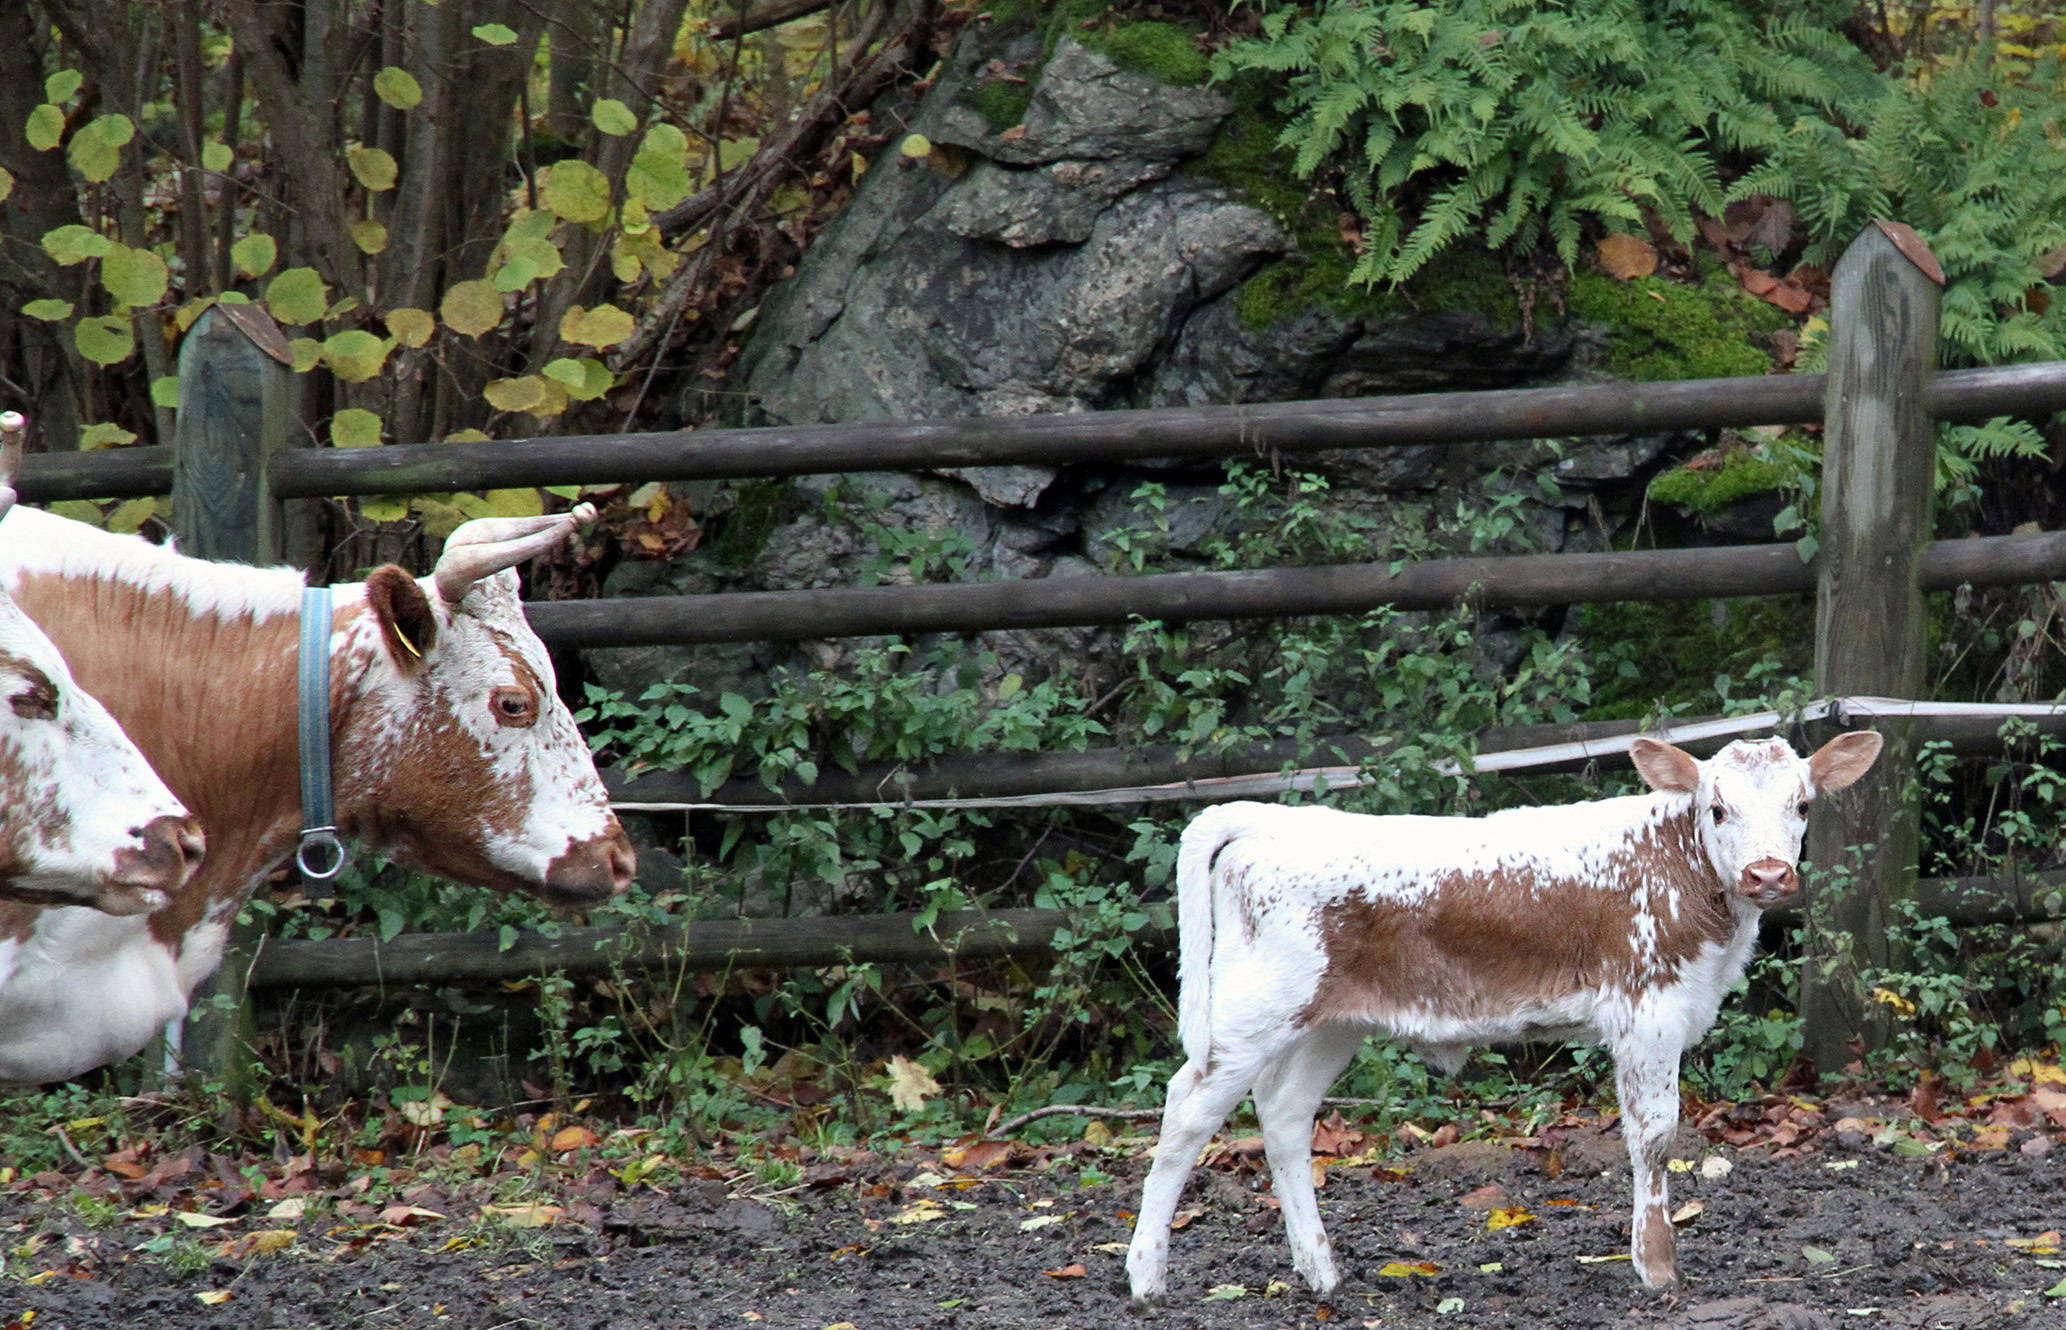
[365,566,439,675]
[1808,730,1883,792]
[1629,737,1701,793]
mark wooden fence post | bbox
[166,303,298,1090]
[1801,222,1943,1076]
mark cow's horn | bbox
[432,503,594,604]
[0,412,26,521]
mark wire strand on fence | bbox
[609,695,2066,814]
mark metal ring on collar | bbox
[296,827,347,881]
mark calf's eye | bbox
[9,689,55,721]
[1710,806,1725,824]
[1797,801,1812,817]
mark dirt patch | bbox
[3,1128,2062,1329]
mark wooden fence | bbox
[37,222,2066,1075]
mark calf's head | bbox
[337,507,633,907]
[1630,731,1884,908]
[0,464,202,915]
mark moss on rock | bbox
[962,5,1207,131]
[1647,449,1791,515]
[1566,263,1790,382]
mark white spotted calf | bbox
[1127,732,1883,1304]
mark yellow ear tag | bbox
[392,624,423,659]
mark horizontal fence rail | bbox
[605,701,2066,809]
[20,363,2066,505]
[531,529,2066,650]
[245,870,2066,990]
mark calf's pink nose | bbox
[1739,858,1798,902]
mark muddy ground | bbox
[5,1109,2064,1330]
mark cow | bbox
[0,502,634,1082]
[0,412,201,915]
[1126,731,1884,1305]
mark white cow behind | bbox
[1127,732,1883,1303]
[0,411,201,915]
[0,501,633,1082]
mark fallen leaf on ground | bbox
[888,1202,945,1225]
[1458,1183,1508,1210]
[1576,1253,1632,1264]
[1203,1284,1248,1301]
[1042,1264,1087,1278]
[1377,1261,1441,1277]
[379,1205,445,1227]
[480,1204,561,1229]
[1169,1208,1201,1230]
[195,1291,231,1305]
[1803,1245,1838,1265]
[267,1197,306,1221]
[174,1212,234,1229]
[1019,1214,1066,1231]
[1093,1242,1130,1255]
[549,1125,598,1152]
[1485,1207,1534,1232]
[943,1140,1013,1171]
[1670,1201,1703,1226]
[1700,1156,1733,1179]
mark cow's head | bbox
[0,461,203,915]
[1631,731,1883,908]
[335,507,633,906]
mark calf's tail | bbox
[1174,808,1244,1066]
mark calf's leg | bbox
[1128,1043,1283,1307]
[1251,1024,1365,1297]
[1613,1031,1686,1290]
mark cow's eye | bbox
[490,686,537,728]
[9,688,55,722]
[1797,801,1812,818]
[1710,805,1725,825]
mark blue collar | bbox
[296,585,345,882]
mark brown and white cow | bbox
[0,503,633,1082]
[0,464,200,916]
[1127,732,1883,1304]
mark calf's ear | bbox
[1808,730,1883,791]
[365,565,440,675]
[1630,737,1701,793]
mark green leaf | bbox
[202,140,232,172]
[540,158,611,223]
[472,22,518,44]
[91,114,135,147]
[2045,1274,2066,1297]
[44,70,82,104]
[40,224,109,265]
[24,104,63,152]
[107,496,159,535]
[360,495,409,521]
[900,133,931,158]
[73,314,134,365]
[287,338,322,373]
[0,166,12,204]
[78,422,137,449]
[591,99,638,136]
[385,307,435,348]
[329,408,384,448]
[265,267,330,325]
[68,115,133,183]
[441,280,503,337]
[641,122,688,160]
[320,330,391,383]
[350,219,389,254]
[626,152,689,211]
[101,244,169,309]
[230,232,278,277]
[347,145,398,191]
[21,298,73,321]
[542,356,612,400]
[150,376,181,409]
[559,303,634,348]
[372,66,423,110]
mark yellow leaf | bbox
[1870,987,1917,1018]
[559,303,636,349]
[888,1202,945,1225]
[480,1204,562,1229]
[1485,1207,1534,1232]
[444,428,492,443]
[347,145,398,191]
[550,1125,598,1151]
[884,1055,941,1114]
[900,133,932,158]
[1575,1253,1632,1264]
[249,1229,297,1254]
[196,1291,232,1305]
[483,375,547,413]
[175,1211,235,1229]
[288,337,322,373]
[351,219,389,254]
[106,497,161,535]
[1377,1261,1441,1277]
[360,496,409,522]
[440,279,504,337]
[386,307,435,347]
[330,408,384,448]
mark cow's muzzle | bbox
[539,830,636,906]
[104,815,206,915]
[1737,857,1799,908]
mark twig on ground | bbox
[994,1104,1162,1135]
